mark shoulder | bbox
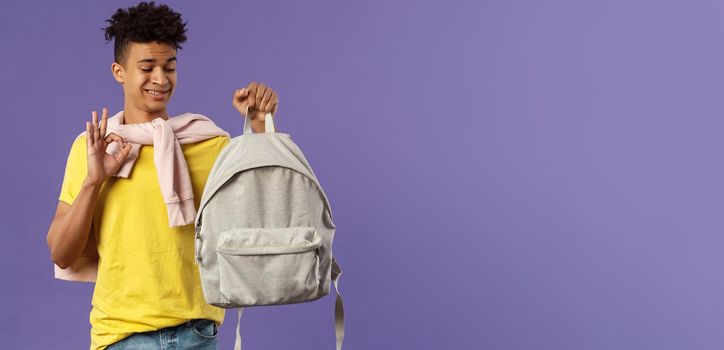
[211,135,231,152]
[181,136,230,155]
[67,132,87,156]
[187,135,229,146]
[217,134,231,148]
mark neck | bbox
[122,104,170,124]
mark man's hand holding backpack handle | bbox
[233,81,279,133]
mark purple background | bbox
[1,0,723,349]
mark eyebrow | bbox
[137,56,177,63]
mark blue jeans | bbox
[106,319,218,350]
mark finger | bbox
[255,85,267,111]
[92,110,99,145]
[232,89,240,107]
[271,101,279,116]
[233,88,247,104]
[233,89,250,114]
[86,121,92,148]
[252,88,258,111]
[89,111,97,147]
[247,82,258,109]
[115,142,133,163]
[239,88,248,103]
[270,92,279,116]
[100,107,108,139]
[104,132,125,147]
[260,88,272,112]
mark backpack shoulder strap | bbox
[234,308,244,350]
[231,257,344,350]
[332,257,345,350]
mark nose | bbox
[151,67,169,86]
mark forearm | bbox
[47,178,100,268]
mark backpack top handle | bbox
[242,105,276,135]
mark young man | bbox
[45,2,279,349]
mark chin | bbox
[145,103,169,113]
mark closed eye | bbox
[140,68,176,72]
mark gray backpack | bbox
[194,114,344,350]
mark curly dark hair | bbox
[102,1,188,66]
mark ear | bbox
[111,62,125,84]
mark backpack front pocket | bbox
[216,226,322,306]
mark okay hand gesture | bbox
[85,107,132,185]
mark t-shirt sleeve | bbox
[58,134,87,206]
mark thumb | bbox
[233,88,248,102]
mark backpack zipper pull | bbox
[194,220,202,264]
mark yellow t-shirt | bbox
[58,133,231,350]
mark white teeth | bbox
[146,90,165,95]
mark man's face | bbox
[112,41,177,115]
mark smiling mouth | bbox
[144,89,169,99]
